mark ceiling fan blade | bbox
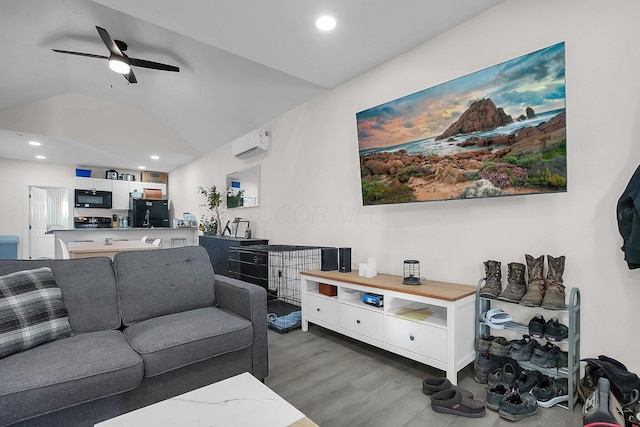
[130,58,179,72]
[123,69,137,84]
[52,49,108,60]
[95,25,123,56]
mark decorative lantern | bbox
[402,260,421,285]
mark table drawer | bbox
[304,293,339,326]
[386,316,447,362]
[340,304,384,341]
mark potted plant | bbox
[198,185,223,235]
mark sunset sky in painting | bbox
[356,42,566,151]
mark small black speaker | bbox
[339,247,352,273]
[321,248,338,271]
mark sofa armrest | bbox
[214,274,268,380]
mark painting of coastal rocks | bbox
[356,42,566,205]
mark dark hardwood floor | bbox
[265,326,583,427]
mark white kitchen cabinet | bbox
[111,180,130,210]
[300,270,477,385]
[74,177,113,192]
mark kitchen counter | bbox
[52,228,199,259]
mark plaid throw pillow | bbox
[0,267,72,359]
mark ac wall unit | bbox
[232,130,270,159]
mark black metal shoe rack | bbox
[474,279,581,410]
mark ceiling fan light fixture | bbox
[108,56,130,74]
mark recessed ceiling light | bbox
[138,166,146,170]
[316,15,336,31]
[35,155,46,159]
[29,141,41,146]
[150,155,159,160]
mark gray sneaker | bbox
[475,335,495,352]
[486,383,510,411]
[498,389,538,421]
[488,336,511,357]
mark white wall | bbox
[170,0,640,372]
[0,159,76,257]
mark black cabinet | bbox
[199,235,268,277]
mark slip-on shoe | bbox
[421,377,473,398]
[430,388,486,418]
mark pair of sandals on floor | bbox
[480,307,512,329]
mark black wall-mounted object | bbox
[339,247,352,273]
[321,248,338,271]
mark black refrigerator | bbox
[129,199,170,228]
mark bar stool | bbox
[171,237,187,248]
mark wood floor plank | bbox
[266,325,583,427]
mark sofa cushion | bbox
[0,329,143,426]
[0,267,72,359]
[114,246,216,325]
[0,258,121,333]
[123,307,253,377]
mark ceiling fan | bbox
[52,26,179,84]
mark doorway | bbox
[28,186,69,259]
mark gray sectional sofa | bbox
[0,246,268,427]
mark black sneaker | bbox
[544,316,569,341]
[514,369,544,393]
[498,389,538,421]
[528,313,546,338]
[488,359,521,387]
[557,350,568,368]
[509,335,536,361]
[530,341,560,368]
[531,376,569,408]
[486,383,510,411]
[489,336,511,356]
[474,352,500,383]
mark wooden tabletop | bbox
[300,270,476,301]
[67,240,159,259]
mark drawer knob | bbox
[409,334,415,341]
[316,308,321,312]
[356,319,361,324]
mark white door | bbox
[29,187,47,259]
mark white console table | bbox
[300,270,476,385]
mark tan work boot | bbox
[541,255,566,309]
[520,254,545,307]
[498,262,527,303]
[479,260,502,299]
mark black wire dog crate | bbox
[229,244,328,333]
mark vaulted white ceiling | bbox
[0,0,503,172]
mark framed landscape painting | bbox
[356,42,567,206]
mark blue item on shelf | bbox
[75,168,91,177]
[362,293,383,307]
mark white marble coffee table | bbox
[95,372,317,427]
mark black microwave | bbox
[74,189,113,209]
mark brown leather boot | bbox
[479,260,502,299]
[541,255,566,309]
[498,262,526,303]
[520,254,545,307]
